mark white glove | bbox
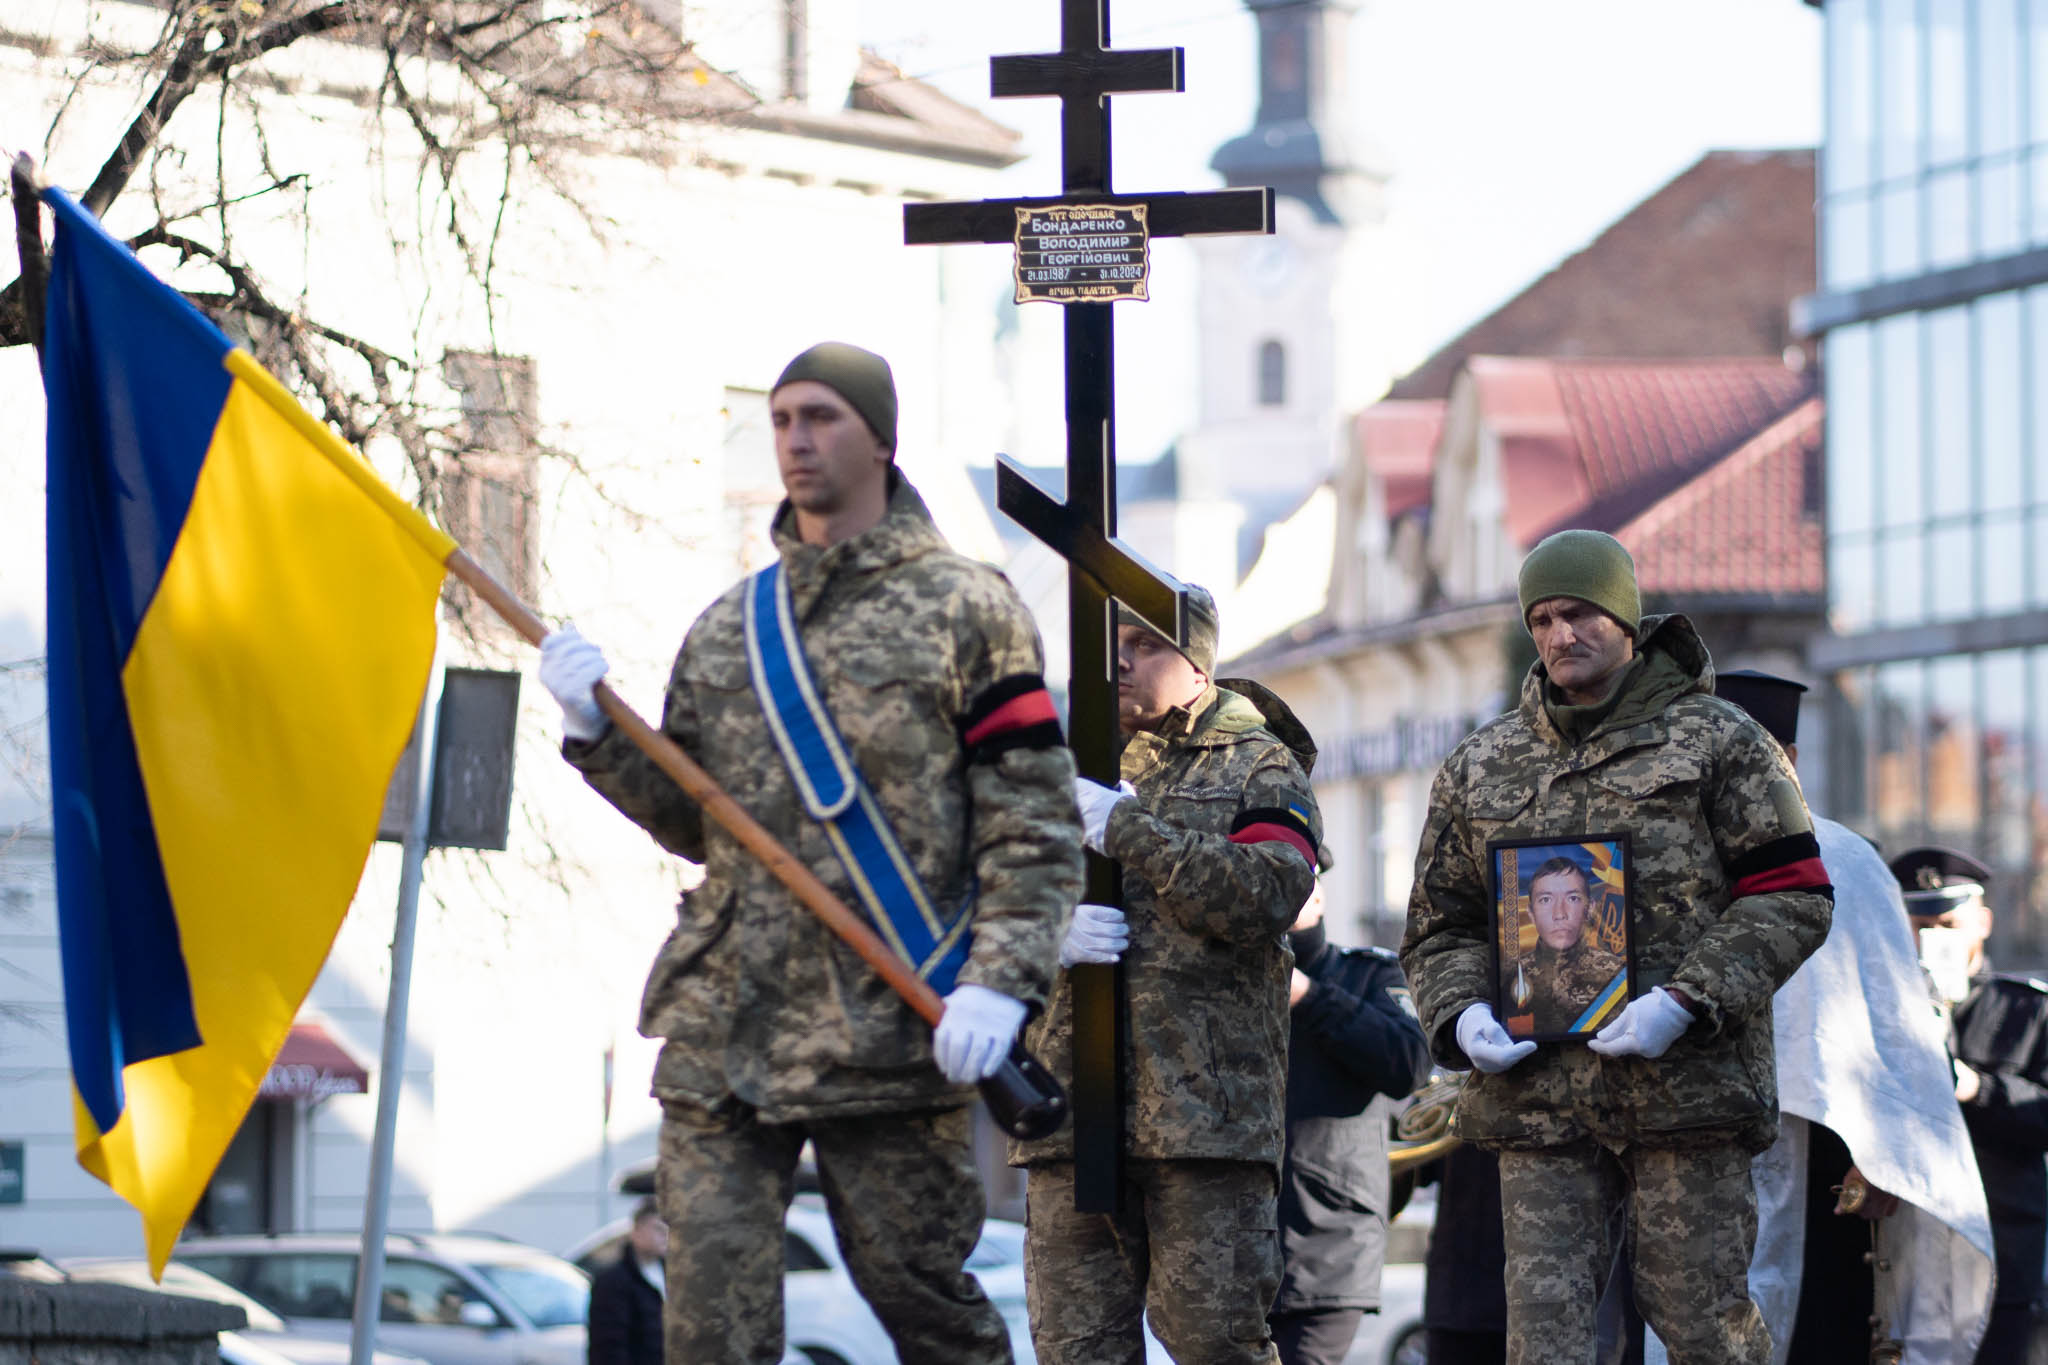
[1059,902,1128,967]
[1072,777,1136,852]
[1456,1001,1538,1075]
[933,984,1028,1083]
[539,626,609,742]
[1587,987,1694,1060]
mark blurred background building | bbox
[1797,0,2048,964]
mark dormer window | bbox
[1258,339,1287,406]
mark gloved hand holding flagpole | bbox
[441,550,1068,1141]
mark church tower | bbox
[1181,0,1394,533]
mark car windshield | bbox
[470,1259,589,1329]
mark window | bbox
[1257,339,1286,407]
[234,1253,358,1320]
[470,1259,588,1328]
[442,351,539,614]
[379,1259,495,1327]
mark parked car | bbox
[175,1233,589,1365]
[1341,1260,1426,1365]
[564,1194,1172,1365]
[62,1258,433,1365]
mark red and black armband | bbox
[1727,832,1835,901]
[960,674,1064,762]
[1228,804,1318,866]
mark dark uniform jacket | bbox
[1273,938,1431,1313]
[586,1250,663,1365]
[1953,968,2048,1309]
[1402,614,1834,1152]
[570,476,1084,1121]
[1014,683,1321,1167]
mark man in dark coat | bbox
[1268,863,1431,1365]
[1892,845,2048,1365]
[588,1200,665,1365]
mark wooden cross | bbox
[903,0,1273,1214]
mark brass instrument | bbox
[1389,1072,1465,1175]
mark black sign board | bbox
[378,667,521,851]
[1015,203,1150,302]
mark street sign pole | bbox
[348,661,444,1365]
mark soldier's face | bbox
[1115,624,1206,733]
[1527,597,1635,702]
[771,381,890,518]
[1531,871,1590,950]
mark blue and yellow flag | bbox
[39,186,454,1273]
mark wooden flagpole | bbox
[442,549,951,1027]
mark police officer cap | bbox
[1889,845,1992,914]
[1714,668,1808,747]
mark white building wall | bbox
[0,0,1014,1260]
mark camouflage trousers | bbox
[1496,1141,1768,1365]
[656,1097,1013,1365]
[1024,1159,1282,1365]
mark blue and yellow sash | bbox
[744,563,972,993]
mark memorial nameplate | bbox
[1015,203,1150,302]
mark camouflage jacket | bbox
[568,476,1083,1121]
[1014,683,1321,1167]
[1400,614,1833,1153]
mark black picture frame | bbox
[1486,834,1636,1042]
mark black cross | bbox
[903,0,1272,1214]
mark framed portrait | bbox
[1486,835,1635,1042]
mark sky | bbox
[858,0,1823,461]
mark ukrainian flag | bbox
[39,186,454,1273]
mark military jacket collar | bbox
[768,473,948,619]
[1119,685,1267,783]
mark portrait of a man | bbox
[1492,839,1632,1040]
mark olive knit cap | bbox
[1117,582,1219,676]
[1517,529,1642,635]
[773,342,897,450]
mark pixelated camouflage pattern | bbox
[1516,939,1628,1037]
[570,476,1083,1121]
[657,1097,1012,1365]
[1401,614,1831,1152]
[1024,1158,1282,1365]
[1497,1141,1769,1365]
[1013,685,1321,1167]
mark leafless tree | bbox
[3,1,757,899]
[4,1,744,546]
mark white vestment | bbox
[1745,816,1995,1365]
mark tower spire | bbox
[1211,0,1387,225]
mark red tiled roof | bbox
[1614,396,1825,598]
[1536,357,1816,539]
[1387,150,1816,402]
[1353,400,1445,520]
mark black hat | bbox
[1715,668,1808,747]
[1889,845,1992,914]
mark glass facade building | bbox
[1811,0,2048,958]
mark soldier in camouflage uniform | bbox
[538,343,1084,1365]
[1400,530,1833,1365]
[1014,586,1322,1365]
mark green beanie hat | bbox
[1117,582,1219,676]
[773,342,897,450]
[1517,530,1641,635]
